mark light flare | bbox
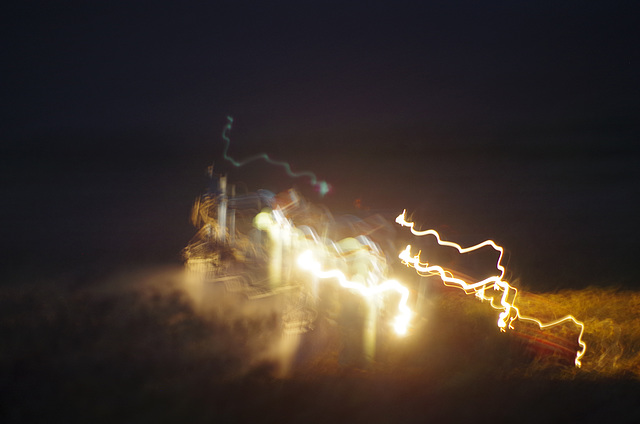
[255,207,414,336]
[396,210,587,367]
[297,250,413,336]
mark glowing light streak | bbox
[257,208,413,336]
[395,210,587,367]
[297,250,412,335]
[222,116,331,196]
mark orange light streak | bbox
[395,210,586,367]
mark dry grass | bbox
[521,287,640,378]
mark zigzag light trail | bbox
[222,116,331,196]
[395,210,587,367]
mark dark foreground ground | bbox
[2,264,640,424]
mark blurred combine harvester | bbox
[183,168,411,371]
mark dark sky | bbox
[2,1,639,288]
[4,1,637,145]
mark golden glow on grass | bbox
[396,210,587,367]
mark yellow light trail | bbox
[297,250,413,336]
[395,210,587,367]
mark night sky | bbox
[2,2,639,285]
